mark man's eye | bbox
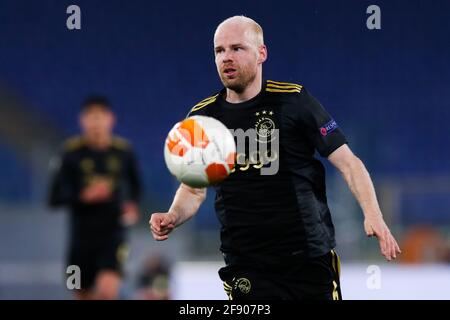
[234,47,241,51]
[215,49,224,54]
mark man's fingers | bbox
[151,221,161,232]
[380,230,390,259]
[365,226,374,237]
[160,216,175,227]
[150,226,161,236]
[385,236,394,261]
[386,232,395,261]
[149,213,175,242]
[150,221,174,236]
[150,214,165,231]
[371,225,391,260]
[366,219,401,261]
[151,226,172,236]
[389,235,397,259]
[378,234,388,259]
[153,220,174,233]
[384,230,400,260]
[160,225,174,235]
[390,234,401,258]
[150,224,164,235]
[390,234,401,254]
[385,231,399,261]
[395,240,402,254]
[153,234,169,241]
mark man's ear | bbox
[257,44,268,64]
[109,112,116,128]
[78,113,85,130]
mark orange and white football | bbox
[164,116,236,188]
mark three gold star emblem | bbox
[255,110,274,116]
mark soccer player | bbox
[48,96,142,300]
[150,16,401,300]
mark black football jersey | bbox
[48,136,141,237]
[188,80,348,262]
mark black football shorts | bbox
[67,232,128,290]
[219,249,342,300]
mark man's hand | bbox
[80,178,113,204]
[364,215,401,261]
[149,184,206,242]
[149,212,176,241]
[121,201,140,226]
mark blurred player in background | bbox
[48,96,142,299]
[150,16,401,300]
[134,253,171,300]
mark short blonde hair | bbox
[216,15,264,47]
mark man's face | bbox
[79,105,115,138]
[214,23,262,93]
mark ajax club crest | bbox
[255,110,276,142]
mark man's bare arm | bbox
[328,144,401,260]
[149,183,206,241]
[169,183,207,227]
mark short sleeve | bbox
[48,151,76,207]
[186,104,208,119]
[186,93,220,118]
[124,148,142,202]
[296,88,348,157]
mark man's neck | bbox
[84,134,112,150]
[225,77,263,103]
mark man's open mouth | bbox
[223,68,237,77]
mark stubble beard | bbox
[219,67,257,94]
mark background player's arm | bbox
[121,150,142,225]
[48,153,76,208]
[125,150,142,203]
[149,183,206,241]
[328,144,401,261]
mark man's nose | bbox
[222,49,233,62]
